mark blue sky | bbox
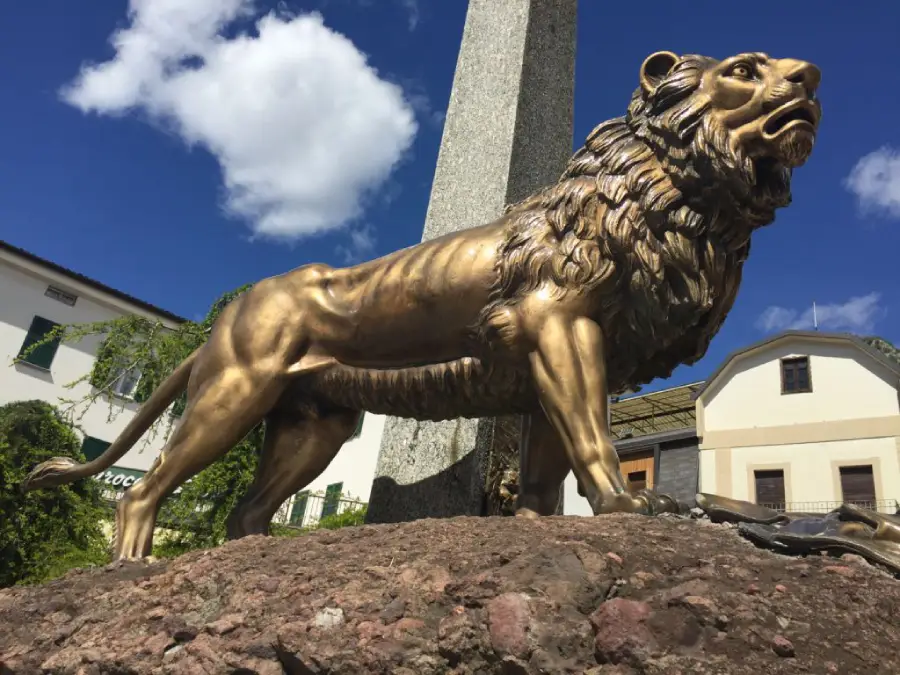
[2,0,898,392]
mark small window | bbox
[17,316,62,370]
[754,469,786,508]
[627,470,647,492]
[321,482,343,518]
[81,436,111,462]
[839,465,876,506]
[111,367,143,399]
[781,356,811,394]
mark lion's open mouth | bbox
[763,101,818,139]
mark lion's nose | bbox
[781,59,821,96]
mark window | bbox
[781,356,811,394]
[289,491,309,526]
[321,482,343,518]
[754,469,786,508]
[111,367,143,399]
[349,413,365,440]
[839,465,876,506]
[81,436,111,462]
[627,470,647,492]
[17,316,62,370]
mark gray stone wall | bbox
[657,442,700,506]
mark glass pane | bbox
[783,368,795,390]
[113,368,142,397]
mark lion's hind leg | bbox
[515,411,571,518]
[113,372,287,560]
[225,406,362,539]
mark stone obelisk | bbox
[366,0,577,524]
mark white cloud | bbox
[844,146,900,220]
[335,224,376,264]
[61,0,418,242]
[756,293,885,333]
[398,0,420,31]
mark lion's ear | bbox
[639,51,679,96]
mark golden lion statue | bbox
[24,51,821,560]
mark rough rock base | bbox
[2,514,899,674]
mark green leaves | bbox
[0,401,109,587]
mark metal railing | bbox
[274,492,367,530]
[759,499,899,515]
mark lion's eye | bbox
[729,63,755,80]
[728,63,755,80]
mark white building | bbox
[0,240,386,525]
[696,330,900,513]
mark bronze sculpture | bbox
[696,494,900,575]
[24,51,821,561]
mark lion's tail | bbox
[21,348,200,492]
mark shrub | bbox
[0,400,110,587]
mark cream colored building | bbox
[696,331,900,513]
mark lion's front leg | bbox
[527,313,675,516]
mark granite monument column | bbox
[366,0,577,523]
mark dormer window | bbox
[781,356,811,394]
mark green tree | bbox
[0,400,110,587]
[861,335,900,366]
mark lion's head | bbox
[486,52,822,390]
[628,51,821,214]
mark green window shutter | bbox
[289,491,309,525]
[81,436,111,462]
[350,413,365,439]
[321,482,343,518]
[18,316,62,369]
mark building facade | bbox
[563,382,703,515]
[696,331,900,513]
[0,241,386,526]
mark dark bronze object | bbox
[696,494,900,575]
[23,51,821,561]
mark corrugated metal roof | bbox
[610,381,702,440]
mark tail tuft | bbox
[21,457,82,491]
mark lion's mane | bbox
[478,54,796,393]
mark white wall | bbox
[699,436,900,508]
[0,257,173,472]
[702,338,900,432]
[302,413,387,503]
[563,471,592,515]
